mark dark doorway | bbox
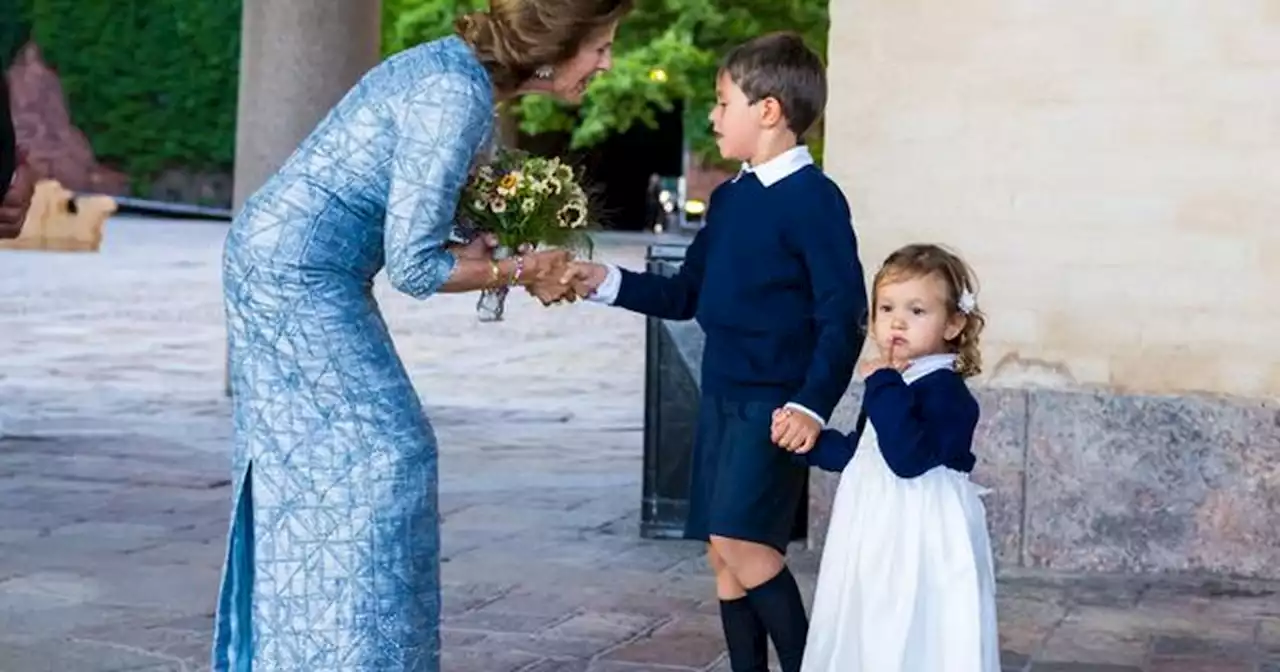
[584,102,684,231]
[524,103,684,232]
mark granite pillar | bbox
[232,0,382,211]
[226,1,382,394]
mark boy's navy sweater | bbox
[614,164,866,422]
[801,368,980,478]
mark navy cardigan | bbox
[800,368,980,478]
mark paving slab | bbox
[1,218,1277,671]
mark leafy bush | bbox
[25,0,241,189]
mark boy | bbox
[562,33,866,672]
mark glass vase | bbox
[475,246,512,322]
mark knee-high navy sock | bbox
[745,566,809,672]
[719,596,769,671]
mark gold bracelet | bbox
[489,259,502,287]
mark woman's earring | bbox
[534,65,554,80]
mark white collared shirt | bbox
[900,353,959,385]
[734,145,815,187]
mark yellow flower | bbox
[497,171,521,197]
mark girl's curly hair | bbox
[872,243,986,377]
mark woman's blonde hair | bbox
[455,0,632,93]
[873,244,986,377]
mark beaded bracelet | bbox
[510,255,526,287]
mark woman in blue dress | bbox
[214,1,631,669]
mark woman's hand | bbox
[447,232,499,261]
[521,249,574,306]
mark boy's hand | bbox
[859,341,909,379]
[771,407,821,454]
[559,261,607,298]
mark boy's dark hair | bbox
[720,32,827,138]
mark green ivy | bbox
[26,0,241,189]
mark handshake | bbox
[448,234,609,307]
[521,253,609,307]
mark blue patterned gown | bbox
[214,36,494,672]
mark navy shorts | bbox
[683,394,808,554]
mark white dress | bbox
[801,356,1000,672]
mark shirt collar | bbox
[735,145,814,188]
[901,353,958,385]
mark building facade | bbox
[817,0,1280,578]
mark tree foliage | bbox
[385,0,830,165]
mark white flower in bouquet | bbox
[557,201,587,229]
[460,148,595,258]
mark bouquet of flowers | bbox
[458,148,593,321]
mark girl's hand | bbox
[859,341,909,379]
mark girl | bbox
[773,243,999,671]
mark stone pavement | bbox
[0,217,1277,672]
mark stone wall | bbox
[811,0,1280,578]
[823,0,1280,398]
[808,385,1279,580]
